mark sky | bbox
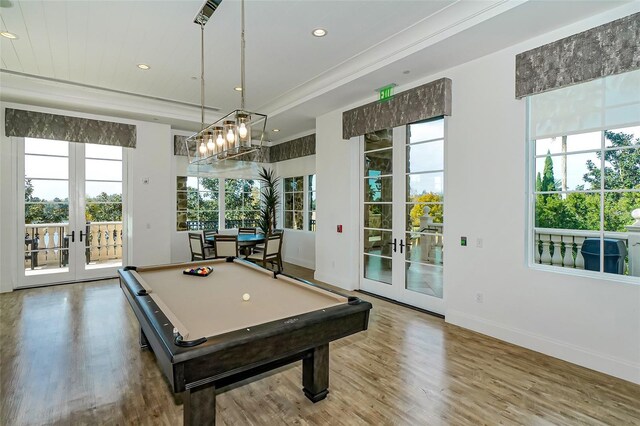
[534,125,639,191]
[24,139,122,202]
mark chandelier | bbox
[186,0,267,164]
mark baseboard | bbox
[446,309,640,385]
[313,271,355,291]
[282,255,315,270]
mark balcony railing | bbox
[534,228,631,275]
[24,221,123,271]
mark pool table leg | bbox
[184,382,216,426]
[302,343,329,402]
[139,328,149,349]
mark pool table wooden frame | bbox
[118,258,372,426]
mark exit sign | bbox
[379,84,395,101]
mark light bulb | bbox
[199,141,206,155]
[226,128,235,143]
[206,137,214,151]
[216,133,224,147]
[238,122,247,138]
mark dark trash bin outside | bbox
[581,238,627,275]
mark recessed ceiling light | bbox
[137,64,150,70]
[312,28,327,37]
[272,129,280,132]
[234,87,243,91]
[1,31,18,39]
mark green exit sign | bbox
[379,84,395,101]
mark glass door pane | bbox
[83,144,124,271]
[405,120,445,298]
[363,130,394,284]
[23,139,72,279]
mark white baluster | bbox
[551,235,563,266]
[534,233,541,263]
[574,236,585,269]
[562,236,575,268]
[540,235,552,265]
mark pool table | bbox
[118,258,372,425]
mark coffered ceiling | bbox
[0,0,634,142]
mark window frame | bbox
[223,178,261,229]
[176,176,220,231]
[282,176,305,231]
[526,109,639,283]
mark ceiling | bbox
[0,0,633,143]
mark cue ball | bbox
[242,293,251,301]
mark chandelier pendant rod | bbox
[200,22,206,131]
[240,0,246,111]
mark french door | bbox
[19,138,127,287]
[360,118,445,315]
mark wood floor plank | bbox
[1,264,639,425]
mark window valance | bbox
[4,108,136,148]
[516,12,639,99]
[342,78,452,139]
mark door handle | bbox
[80,230,85,242]
[70,231,75,243]
[388,238,397,253]
[399,239,405,254]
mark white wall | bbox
[315,110,361,290]
[275,154,316,269]
[0,103,173,290]
[127,122,173,267]
[314,7,640,383]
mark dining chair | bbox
[254,229,282,252]
[188,232,215,261]
[246,233,283,271]
[203,229,217,249]
[213,234,239,258]
[238,227,257,235]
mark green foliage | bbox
[409,193,443,228]
[24,179,122,224]
[224,178,261,225]
[257,167,280,235]
[535,130,639,232]
[85,192,122,222]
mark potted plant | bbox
[257,166,280,235]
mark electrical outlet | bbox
[476,293,483,303]
[476,238,483,248]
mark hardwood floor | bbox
[1,263,639,425]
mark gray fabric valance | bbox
[342,78,452,140]
[515,12,640,99]
[173,133,315,164]
[4,108,136,148]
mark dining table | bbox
[205,233,266,255]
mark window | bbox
[528,70,640,278]
[283,176,304,230]
[176,176,219,231]
[308,174,316,231]
[224,178,260,228]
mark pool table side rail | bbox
[119,269,179,390]
[180,305,371,392]
[118,265,372,394]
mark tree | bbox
[85,192,122,222]
[257,167,280,235]
[409,193,443,229]
[582,130,640,231]
[583,130,640,189]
